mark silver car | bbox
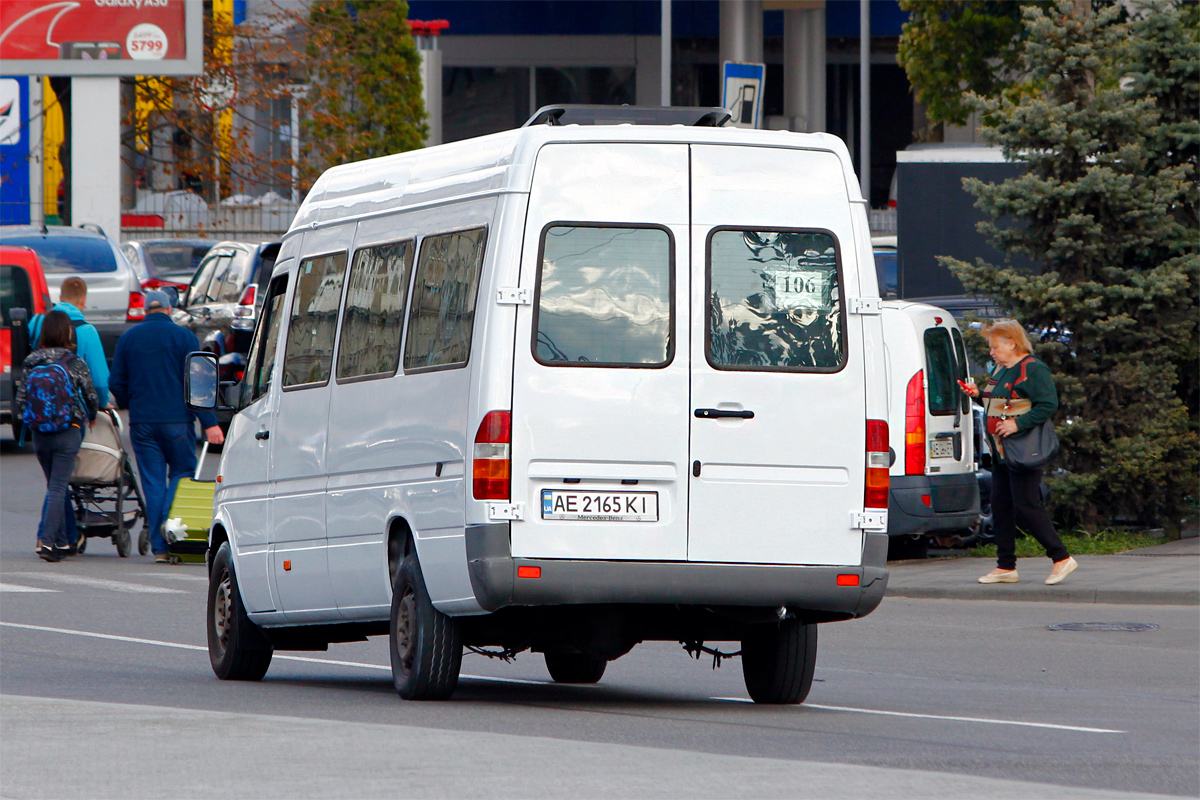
[0,226,144,360]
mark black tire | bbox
[137,527,149,556]
[389,553,462,700]
[544,652,607,684]
[76,534,87,555]
[741,619,818,705]
[207,542,273,680]
[114,528,131,558]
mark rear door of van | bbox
[688,145,866,566]
[916,309,974,475]
[509,142,691,561]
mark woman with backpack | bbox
[16,310,99,562]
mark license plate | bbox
[930,439,954,458]
[541,490,659,522]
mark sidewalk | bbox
[885,536,1199,606]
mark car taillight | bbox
[473,410,511,501]
[126,291,145,321]
[865,419,889,510]
[239,285,256,306]
[905,370,926,476]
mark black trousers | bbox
[992,463,1069,570]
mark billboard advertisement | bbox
[0,77,32,225]
[0,0,202,76]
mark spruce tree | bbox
[301,0,427,182]
[944,0,1199,533]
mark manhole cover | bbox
[1047,622,1160,632]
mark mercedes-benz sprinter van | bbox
[187,107,892,704]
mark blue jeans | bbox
[33,427,83,550]
[130,423,197,556]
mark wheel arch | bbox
[386,515,415,586]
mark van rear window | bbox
[924,327,959,416]
[707,229,845,372]
[534,225,673,367]
[1,265,34,328]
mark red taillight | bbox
[905,370,926,476]
[865,419,889,510]
[239,285,256,306]
[473,410,511,501]
[126,291,145,321]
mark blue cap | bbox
[144,289,173,310]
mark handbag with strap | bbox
[1003,418,1060,471]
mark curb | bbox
[884,585,1199,606]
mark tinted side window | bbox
[215,253,251,303]
[337,240,414,380]
[707,229,845,371]
[1,265,34,327]
[924,327,958,416]
[186,252,223,306]
[201,255,235,304]
[242,275,288,406]
[534,225,673,367]
[283,253,346,387]
[404,228,485,372]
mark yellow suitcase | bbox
[165,442,215,564]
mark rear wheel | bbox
[137,528,149,556]
[389,553,462,700]
[544,652,607,684]
[741,619,817,705]
[207,542,273,680]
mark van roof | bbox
[290,125,858,237]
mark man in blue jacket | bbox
[30,276,109,408]
[110,290,224,563]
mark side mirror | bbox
[185,351,227,411]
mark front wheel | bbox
[389,553,462,700]
[114,528,131,558]
[741,619,817,705]
[207,542,273,680]
[544,652,607,684]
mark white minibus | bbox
[187,106,892,704]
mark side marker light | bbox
[837,574,860,587]
[517,566,541,579]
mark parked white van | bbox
[880,301,980,558]
[187,107,893,704]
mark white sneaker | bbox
[1045,556,1078,585]
[979,569,1018,584]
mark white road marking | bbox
[0,583,60,593]
[0,622,1123,734]
[0,623,544,685]
[140,573,208,582]
[712,697,1124,734]
[6,573,185,595]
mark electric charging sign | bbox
[722,62,765,129]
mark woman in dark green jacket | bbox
[961,320,1077,586]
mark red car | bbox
[1,245,52,440]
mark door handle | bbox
[255,430,270,440]
[694,408,754,420]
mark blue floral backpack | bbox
[21,354,85,438]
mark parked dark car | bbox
[0,226,144,361]
[121,238,221,295]
[172,240,280,387]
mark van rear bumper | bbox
[465,525,889,622]
[887,472,980,536]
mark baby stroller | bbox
[69,409,147,557]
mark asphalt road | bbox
[2,434,1197,799]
